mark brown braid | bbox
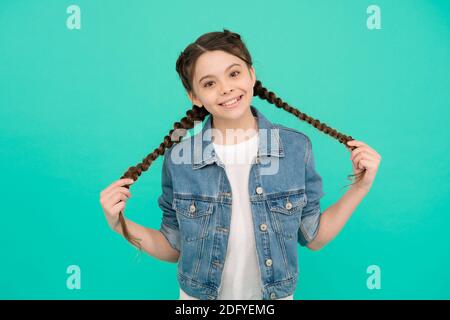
[252,80,365,188]
[117,105,210,250]
[115,28,365,250]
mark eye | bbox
[204,81,213,88]
[203,71,241,88]
[230,70,240,77]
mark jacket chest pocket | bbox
[173,197,214,242]
[266,191,307,240]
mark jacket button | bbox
[256,187,263,194]
[285,202,292,210]
[260,224,267,232]
[270,292,277,300]
[189,204,196,213]
[265,259,273,267]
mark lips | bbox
[219,94,244,108]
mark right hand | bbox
[99,178,134,229]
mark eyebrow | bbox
[198,63,242,84]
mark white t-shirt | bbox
[179,131,294,300]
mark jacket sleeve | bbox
[298,136,325,247]
[157,147,181,252]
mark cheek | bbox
[204,92,218,104]
[242,77,254,90]
[194,88,211,102]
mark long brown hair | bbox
[117,28,365,250]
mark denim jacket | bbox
[158,105,325,300]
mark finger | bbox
[101,178,134,197]
[353,156,370,171]
[350,146,380,161]
[101,187,131,206]
[110,201,126,216]
[102,186,132,201]
[352,152,377,165]
[105,193,129,209]
[359,159,377,171]
[350,146,367,160]
[346,140,367,147]
[357,144,380,158]
[354,158,378,175]
[347,140,380,158]
[352,160,365,173]
[347,140,376,154]
[352,153,378,170]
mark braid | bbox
[118,81,363,250]
[113,28,365,252]
[117,104,210,250]
[253,80,366,189]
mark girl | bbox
[99,29,381,300]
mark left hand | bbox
[346,140,381,192]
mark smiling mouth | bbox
[219,94,244,108]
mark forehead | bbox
[194,51,243,79]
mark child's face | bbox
[188,50,256,122]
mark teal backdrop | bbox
[1,0,449,299]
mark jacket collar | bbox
[192,105,285,169]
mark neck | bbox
[211,107,258,145]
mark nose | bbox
[220,81,234,95]
[221,87,234,95]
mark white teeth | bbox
[223,98,238,106]
[220,95,241,106]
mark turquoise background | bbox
[1,0,449,299]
